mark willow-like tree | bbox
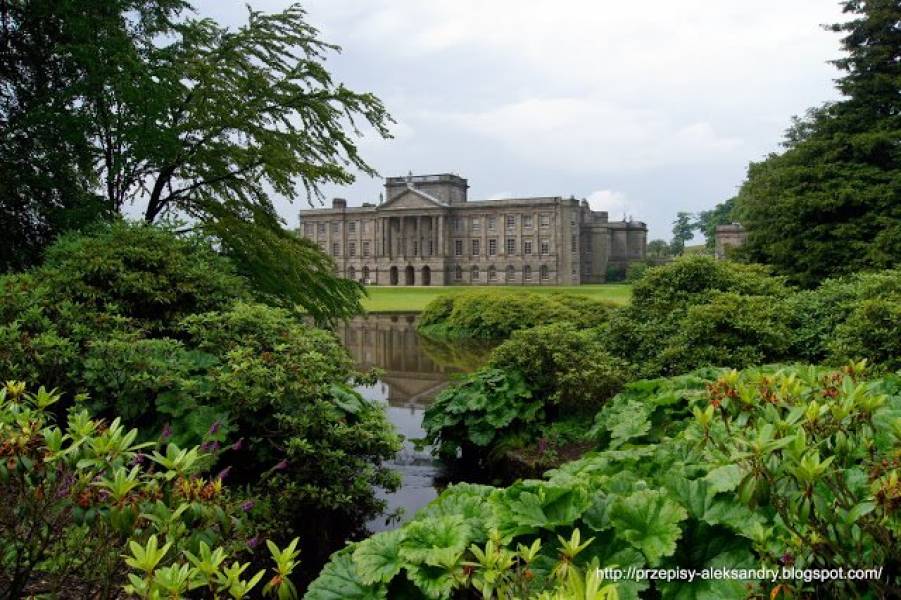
[734,0,900,287]
[2,1,391,322]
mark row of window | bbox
[303,211,570,237]
[455,264,550,282]
[455,238,553,257]
[322,237,569,258]
[457,213,551,232]
[344,265,554,282]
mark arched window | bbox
[471,266,480,281]
[347,266,356,281]
[362,266,370,282]
[488,266,497,281]
[540,265,549,280]
[506,265,515,281]
[455,265,463,281]
[523,265,532,281]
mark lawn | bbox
[360,284,632,312]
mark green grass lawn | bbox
[360,284,632,312]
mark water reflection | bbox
[334,313,490,531]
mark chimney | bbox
[332,198,347,209]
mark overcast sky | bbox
[193,0,847,241]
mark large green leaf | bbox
[305,551,387,600]
[609,490,688,565]
[399,515,470,566]
[352,529,405,585]
[490,481,592,539]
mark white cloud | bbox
[426,98,742,173]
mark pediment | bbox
[380,187,446,210]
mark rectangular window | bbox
[471,239,480,256]
[332,242,340,256]
[571,264,577,275]
[524,215,533,229]
[349,242,356,257]
[362,241,370,257]
[488,239,497,256]
[540,239,550,255]
[524,266,532,281]
[505,215,515,229]
[488,216,496,231]
[413,241,418,256]
[488,268,497,281]
[506,238,516,254]
[348,221,357,233]
[455,266,463,281]
[454,217,463,232]
[539,214,550,227]
[455,239,463,256]
[523,240,533,255]
[428,240,434,256]
[304,223,313,235]
[472,217,481,231]
[318,223,326,234]
[571,235,577,253]
[331,222,339,233]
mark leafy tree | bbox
[669,212,696,255]
[696,197,737,251]
[734,0,901,287]
[646,239,671,258]
[1,1,391,321]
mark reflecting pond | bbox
[334,313,491,531]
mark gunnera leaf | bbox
[399,515,470,566]
[352,528,405,585]
[305,550,387,600]
[609,489,688,565]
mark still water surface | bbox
[334,313,490,532]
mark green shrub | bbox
[417,290,613,341]
[831,297,901,371]
[489,322,632,413]
[625,260,651,283]
[422,368,537,460]
[0,381,301,600]
[657,293,793,374]
[780,269,901,365]
[600,255,808,377]
[0,224,401,545]
[312,364,901,599]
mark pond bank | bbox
[359,283,632,312]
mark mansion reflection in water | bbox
[335,313,468,408]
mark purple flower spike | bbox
[247,535,261,549]
[231,438,244,451]
[208,420,221,435]
[273,459,288,471]
[216,466,232,481]
[161,423,172,440]
[241,499,255,512]
[132,452,146,465]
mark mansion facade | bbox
[298,173,647,286]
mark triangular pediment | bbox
[380,186,446,210]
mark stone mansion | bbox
[298,173,647,286]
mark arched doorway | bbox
[389,266,399,285]
[347,266,356,281]
[362,266,370,284]
[421,266,431,286]
[405,265,415,285]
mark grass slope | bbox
[360,284,632,312]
